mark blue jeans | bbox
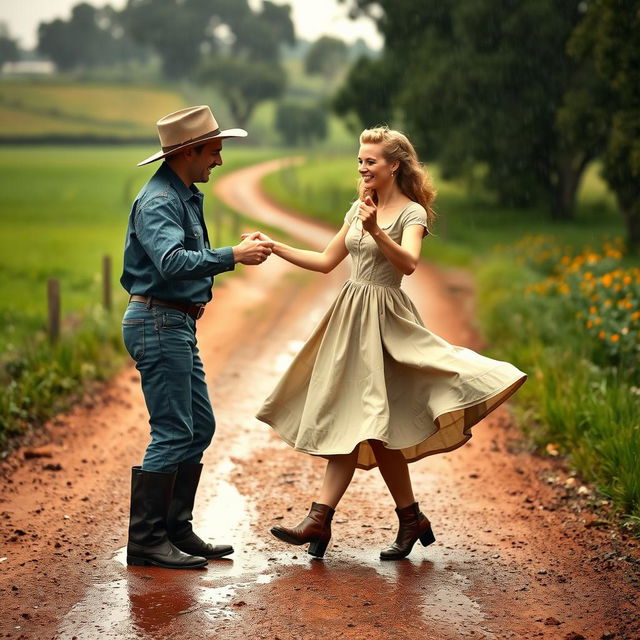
[122,301,215,472]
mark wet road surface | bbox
[1,159,639,640]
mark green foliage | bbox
[275,101,328,146]
[0,23,19,67]
[38,3,145,72]
[122,0,293,84]
[476,242,640,526]
[333,55,400,132]
[338,1,594,219]
[515,235,639,374]
[198,56,286,129]
[0,307,124,450]
[304,36,349,80]
[568,0,640,253]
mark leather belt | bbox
[129,295,206,320]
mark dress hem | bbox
[257,372,528,471]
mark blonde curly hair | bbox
[358,126,437,232]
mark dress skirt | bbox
[256,201,527,470]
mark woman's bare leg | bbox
[369,440,415,508]
[317,446,360,509]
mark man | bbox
[120,105,272,569]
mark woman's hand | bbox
[358,196,379,234]
[241,231,273,244]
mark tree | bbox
[199,57,286,128]
[568,0,640,253]
[0,23,19,69]
[38,2,145,72]
[337,0,596,218]
[196,0,293,128]
[305,36,349,80]
[333,54,400,131]
[275,101,328,146]
[122,0,212,78]
[122,0,294,79]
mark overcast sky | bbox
[0,0,383,50]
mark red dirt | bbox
[0,158,638,640]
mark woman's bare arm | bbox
[242,225,350,274]
[369,224,423,275]
[358,197,424,275]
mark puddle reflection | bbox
[56,457,493,638]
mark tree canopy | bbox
[568,0,640,251]
[38,3,145,71]
[305,36,349,80]
[0,23,19,68]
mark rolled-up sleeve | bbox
[134,194,235,280]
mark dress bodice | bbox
[344,201,429,288]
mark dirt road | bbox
[1,158,638,640]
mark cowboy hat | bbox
[137,105,247,167]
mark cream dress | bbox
[256,200,527,470]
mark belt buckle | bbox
[194,304,205,320]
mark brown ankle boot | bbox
[270,502,335,558]
[380,501,435,560]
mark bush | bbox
[0,306,125,450]
[477,235,640,528]
[275,100,327,146]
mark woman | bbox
[252,126,527,560]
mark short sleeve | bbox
[343,200,359,225]
[402,204,429,237]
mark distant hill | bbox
[0,81,185,142]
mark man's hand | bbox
[241,231,273,244]
[232,233,274,265]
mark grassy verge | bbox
[476,240,639,527]
[261,152,639,530]
[0,145,282,452]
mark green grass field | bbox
[0,77,354,148]
[0,81,185,139]
[0,145,280,342]
[0,144,283,447]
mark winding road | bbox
[0,158,638,640]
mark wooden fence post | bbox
[47,279,60,344]
[102,255,112,311]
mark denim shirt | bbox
[120,162,235,303]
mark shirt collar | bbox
[158,161,202,203]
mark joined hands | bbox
[233,231,274,265]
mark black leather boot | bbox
[380,501,436,560]
[127,466,207,569]
[270,502,335,558]
[167,462,234,559]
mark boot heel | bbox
[419,527,436,547]
[127,555,148,566]
[307,538,329,558]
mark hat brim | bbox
[137,128,248,167]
